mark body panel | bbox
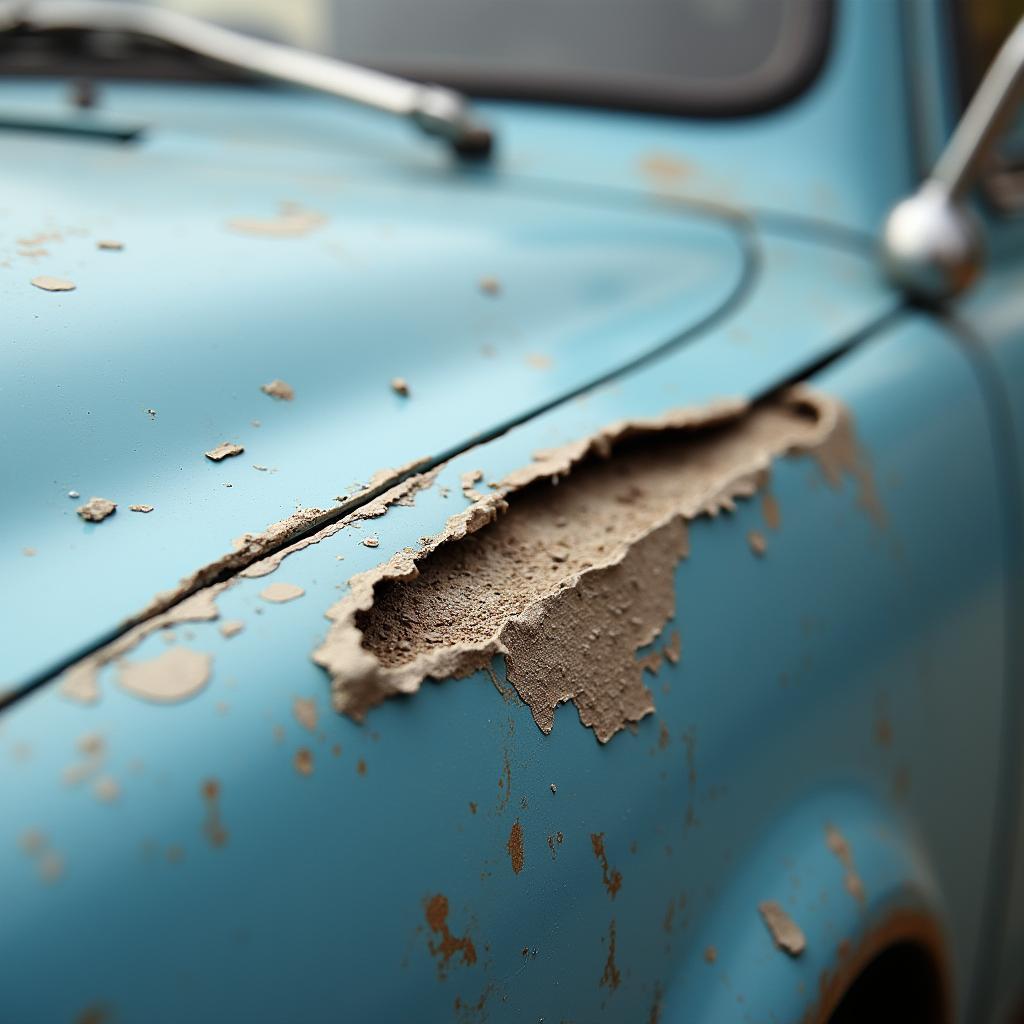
[0,283,1006,1021]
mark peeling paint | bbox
[825,824,866,904]
[219,620,245,639]
[313,388,865,742]
[205,442,244,462]
[758,900,806,956]
[118,646,212,704]
[129,504,155,514]
[260,582,305,604]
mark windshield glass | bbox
[3,0,832,115]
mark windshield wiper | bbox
[0,0,494,157]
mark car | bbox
[2,0,1023,1020]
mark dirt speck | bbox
[260,582,305,604]
[590,832,623,898]
[424,893,477,978]
[506,819,524,874]
[129,504,154,514]
[356,758,367,776]
[293,696,318,732]
[294,747,314,776]
[201,778,228,847]
[205,442,244,462]
[550,782,557,794]
[390,377,410,397]
[526,353,553,370]
[92,775,120,803]
[547,831,564,859]
[31,274,75,292]
[118,647,212,703]
[747,530,767,557]
[758,900,806,956]
[261,379,295,401]
[219,620,244,639]
[22,547,37,557]
[478,276,501,296]
[77,497,116,523]
[97,239,124,251]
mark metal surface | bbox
[882,16,1024,301]
[0,303,1006,1022]
[0,0,493,155]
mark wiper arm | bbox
[0,0,494,158]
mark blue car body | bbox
[2,1,1023,1021]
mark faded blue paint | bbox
[1,0,1022,1020]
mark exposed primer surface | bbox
[118,646,212,704]
[58,586,225,704]
[314,388,869,742]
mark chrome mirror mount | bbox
[883,15,1024,302]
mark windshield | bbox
[1,0,832,116]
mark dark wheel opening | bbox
[829,942,946,1024]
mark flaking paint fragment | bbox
[313,388,874,742]
[260,582,305,604]
[77,497,116,523]
[31,274,75,292]
[227,203,327,238]
[205,442,244,462]
[130,504,154,514]
[758,900,806,956]
[261,379,295,401]
[826,824,866,904]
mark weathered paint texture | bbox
[313,388,870,742]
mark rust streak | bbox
[590,832,623,899]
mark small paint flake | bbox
[118,647,212,704]
[390,377,410,397]
[293,748,314,776]
[260,379,294,401]
[747,530,767,557]
[362,537,380,548]
[22,547,36,557]
[758,900,806,956]
[293,696,318,732]
[129,504,154,513]
[97,239,124,251]
[260,582,305,604]
[146,409,156,419]
[479,275,501,296]
[77,497,116,523]
[219,620,245,639]
[550,783,557,794]
[205,442,244,462]
[67,490,80,499]
[92,776,120,804]
[703,946,717,964]
[31,274,75,292]
[252,465,269,472]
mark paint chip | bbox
[261,379,295,401]
[293,696,318,732]
[758,900,805,956]
[31,274,75,292]
[205,442,244,462]
[219,620,244,639]
[227,203,327,238]
[479,275,501,296]
[97,239,124,251]
[130,504,154,513]
[67,490,80,499]
[362,537,379,548]
[22,547,36,557]
[77,497,116,523]
[294,747,314,776]
[260,582,305,604]
[747,530,767,557]
[390,377,410,397]
[118,647,212,703]
[703,946,717,964]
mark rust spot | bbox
[75,1004,113,1024]
[506,819,524,874]
[662,899,675,934]
[590,832,623,899]
[658,722,671,750]
[478,276,501,296]
[424,893,478,979]
[294,748,314,776]
[599,919,621,991]
[468,801,477,815]
[762,490,781,530]
[758,900,806,956]
[704,945,717,964]
[356,758,367,776]
[649,980,664,1024]
[201,778,228,848]
[825,825,865,905]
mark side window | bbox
[952,0,1024,212]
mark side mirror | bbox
[882,15,1024,302]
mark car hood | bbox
[1,104,750,687]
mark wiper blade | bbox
[0,0,494,158]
